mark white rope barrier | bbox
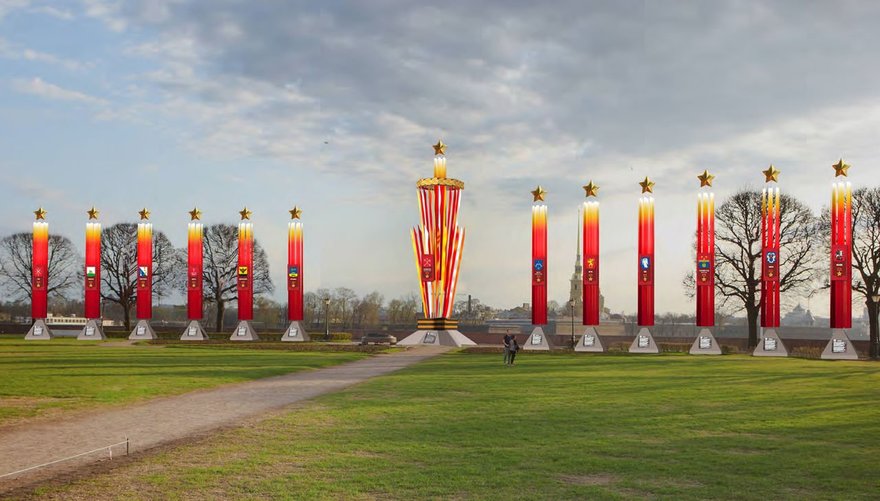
[0,437,129,480]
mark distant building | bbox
[782,304,815,327]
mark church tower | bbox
[569,208,584,317]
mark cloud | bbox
[30,5,74,20]
[11,77,107,105]
[0,0,30,20]
[0,38,88,70]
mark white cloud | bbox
[30,5,74,20]
[81,0,126,32]
[0,0,30,20]
[11,77,107,105]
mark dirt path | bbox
[0,346,449,493]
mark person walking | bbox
[508,338,520,366]
[502,332,512,366]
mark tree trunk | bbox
[215,301,225,333]
[746,304,759,349]
[868,300,879,360]
[122,303,131,332]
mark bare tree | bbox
[101,223,181,330]
[200,224,273,332]
[820,187,880,359]
[684,190,821,348]
[352,291,384,328]
[0,232,79,305]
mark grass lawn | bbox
[26,352,880,500]
[0,339,369,426]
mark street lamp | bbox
[324,296,331,341]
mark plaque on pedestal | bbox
[523,326,553,351]
[77,319,106,340]
[129,319,158,340]
[628,327,659,353]
[821,329,859,360]
[397,318,476,347]
[180,320,209,341]
[25,319,53,340]
[752,328,788,357]
[574,326,604,352]
[281,321,309,342]
[230,320,259,341]
[689,328,722,355]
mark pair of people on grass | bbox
[503,333,519,366]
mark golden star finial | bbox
[432,139,446,156]
[87,206,99,220]
[582,180,599,198]
[289,206,302,219]
[531,185,547,202]
[188,207,202,221]
[138,208,151,221]
[239,207,252,220]
[832,159,850,177]
[763,165,780,183]
[34,207,47,220]
[697,169,714,188]
[639,176,655,194]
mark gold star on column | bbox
[832,159,850,177]
[289,206,302,219]
[239,207,253,220]
[582,180,599,197]
[638,176,655,194]
[697,169,714,187]
[188,207,202,221]
[34,207,47,220]
[138,208,151,220]
[432,139,446,156]
[87,206,99,220]
[531,185,547,202]
[763,165,780,183]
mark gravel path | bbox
[0,346,448,493]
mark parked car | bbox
[360,332,397,345]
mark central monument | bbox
[398,140,475,347]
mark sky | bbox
[1,0,879,317]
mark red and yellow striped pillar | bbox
[187,208,204,321]
[830,160,852,329]
[531,186,547,326]
[237,207,254,321]
[637,178,655,327]
[136,208,152,320]
[84,207,101,319]
[696,170,715,327]
[582,181,600,326]
[32,208,48,320]
[288,207,303,322]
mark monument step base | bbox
[398,329,476,347]
[281,321,310,342]
[77,319,106,340]
[180,320,209,341]
[821,329,860,360]
[690,328,723,355]
[129,320,158,340]
[753,328,788,357]
[24,319,53,340]
[629,327,659,353]
[523,326,553,351]
[574,326,604,352]
[230,321,260,341]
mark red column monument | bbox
[630,177,659,353]
[25,208,52,340]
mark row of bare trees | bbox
[684,187,880,358]
[0,223,272,332]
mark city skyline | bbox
[3,2,880,316]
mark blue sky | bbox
[2,1,879,317]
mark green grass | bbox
[0,339,368,425]
[25,353,880,500]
